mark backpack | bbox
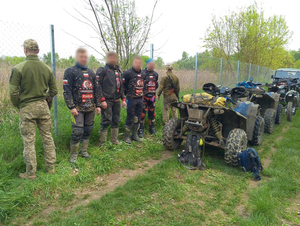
[238,148,263,181]
[177,134,204,170]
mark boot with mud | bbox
[81,139,91,158]
[138,123,144,138]
[70,142,79,163]
[132,123,142,142]
[99,128,108,146]
[149,121,157,135]
[111,128,120,145]
[124,125,132,144]
[19,173,36,180]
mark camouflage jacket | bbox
[157,71,180,100]
[141,69,159,97]
[9,55,58,109]
[122,67,145,99]
[96,64,125,101]
[63,65,101,112]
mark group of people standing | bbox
[9,39,180,180]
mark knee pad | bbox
[141,113,146,119]
[71,126,84,142]
[133,116,139,124]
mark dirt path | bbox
[24,151,173,226]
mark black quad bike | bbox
[233,79,282,134]
[268,69,300,121]
[163,83,264,169]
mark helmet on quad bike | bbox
[203,83,220,95]
[231,87,249,102]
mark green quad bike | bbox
[233,80,282,134]
[162,83,264,168]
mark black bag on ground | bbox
[238,148,263,181]
[177,134,203,169]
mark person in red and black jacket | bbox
[96,52,126,146]
[139,58,159,138]
[122,56,145,144]
[63,48,101,163]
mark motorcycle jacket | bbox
[122,67,145,99]
[63,64,101,112]
[96,64,125,101]
[142,69,159,97]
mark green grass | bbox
[33,115,300,226]
[1,89,300,225]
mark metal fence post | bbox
[248,63,252,81]
[237,60,240,83]
[194,53,198,94]
[219,57,223,85]
[257,65,260,81]
[50,24,58,136]
[150,44,154,59]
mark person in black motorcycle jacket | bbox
[63,48,101,163]
[138,58,159,138]
[122,56,145,144]
[96,51,126,146]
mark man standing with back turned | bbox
[63,48,101,163]
[139,58,159,138]
[9,39,58,180]
[122,56,145,144]
[157,64,180,124]
[96,52,126,146]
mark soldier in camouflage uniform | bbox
[63,48,101,163]
[9,39,58,180]
[157,64,180,124]
[96,52,126,146]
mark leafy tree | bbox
[70,0,158,69]
[3,56,26,65]
[204,3,293,69]
[89,55,103,69]
[155,57,164,68]
[42,52,60,66]
[141,55,150,69]
[59,56,76,68]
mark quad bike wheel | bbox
[225,129,247,166]
[163,118,183,150]
[286,101,294,122]
[250,116,264,146]
[275,104,283,125]
[264,108,276,134]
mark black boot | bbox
[149,123,157,134]
[138,123,144,138]
[132,123,141,142]
[124,125,132,144]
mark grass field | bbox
[1,68,300,225]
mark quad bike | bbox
[268,69,300,121]
[233,78,281,134]
[162,83,264,169]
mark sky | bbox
[0,0,299,63]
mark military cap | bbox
[166,64,173,71]
[22,39,39,50]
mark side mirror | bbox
[250,76,254,82]
[271,75,274,79]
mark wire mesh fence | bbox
[0,20,275,130]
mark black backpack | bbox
[238,148,263,181]
[177,134,205,170]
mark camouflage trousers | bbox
[163,97,178,124]
[19,100,56,175]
